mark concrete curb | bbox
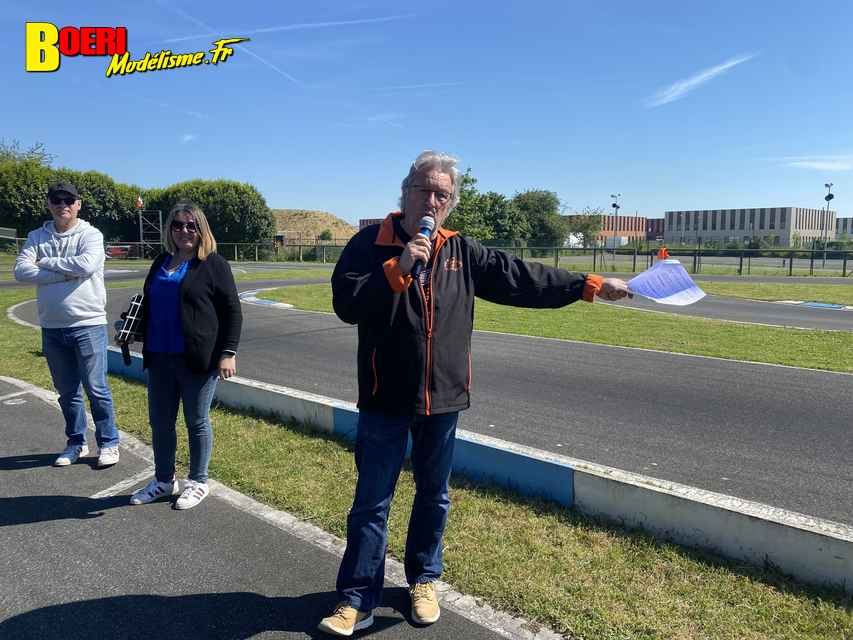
[107,347,852,593]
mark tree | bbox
[564,207,604,248]
[444,169,491,239]
[147,179,274,244]
[318,229,333,241]
[511,189,565,245]
[0,139,53,165]
[479,191,528,242]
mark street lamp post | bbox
[823,182,834,269]
[610,193,621,270]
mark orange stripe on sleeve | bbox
[383,257,413,293]
[582,274,604,302]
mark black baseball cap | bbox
[47,181,80,199]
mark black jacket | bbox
[331,213,600,415]
[141,252,242,374]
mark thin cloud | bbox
[781,156,853,171]
[164,15,411,44]
[180,133,198,144]
[367,81,464,91]
[155,1,301,85]
[645,53,756,108]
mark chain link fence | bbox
[3,237,852,277]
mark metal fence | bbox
[2,237,852,277]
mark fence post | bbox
[322,245,326,264]
[234,244,238,261]
[738,253,743,275]
[809,242,815,276]
[632,246,637,273]
[789,251,794,277]
[553,247,559,269]
[592,246,596,271]
[843,252,848,277]
[298,245,302,262]
[255,244,258,262]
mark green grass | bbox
[258,284,853,373]
[0,286,850,639]
[701,282,853,306]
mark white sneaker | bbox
[54,444,89,466]
[97,446,120,468]
[174,480,210,510]
[130,478,180,505]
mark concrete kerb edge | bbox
[103,348,852,593]
[0,372,562,640]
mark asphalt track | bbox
[0,378,509,639]
[11,279,852,527]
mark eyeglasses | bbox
[409,186,451,205]
[170,220,199,233]
[49,196,77,206]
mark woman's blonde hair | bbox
[163,201,217,260]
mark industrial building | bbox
[663,207,836,246]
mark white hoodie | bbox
[14,219,107,328]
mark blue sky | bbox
[3,1,851,224]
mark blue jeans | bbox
[146,353,218,483]
[336,410,459,612]
[42,325,119,449]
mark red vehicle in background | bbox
[105,245,131,259]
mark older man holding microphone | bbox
[319,150,629,636]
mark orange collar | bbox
[373,212,457,249]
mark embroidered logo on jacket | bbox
[444,257,462,272]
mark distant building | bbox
[598,214,646,245]
[663,207,836,246]
[646,218,664,241]
[836,217,852,239]
[359,218,384,229]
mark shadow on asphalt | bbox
[0,453,57,470]
[0,494,129,526]
[0,588,417,639]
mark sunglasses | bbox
[170,220,199,233]
[49,196,77,206]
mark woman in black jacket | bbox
[130,202,242,510]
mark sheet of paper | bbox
[627,259,706,306]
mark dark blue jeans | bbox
[146,353,218,483]
[42,325,119,449]
[336,410,459,612]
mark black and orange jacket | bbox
[331,212,603,415]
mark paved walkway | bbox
[0,377,543,639]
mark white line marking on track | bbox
[0,390,29,402]
[6,300,40,329]
[89,467,156,499]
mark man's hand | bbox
[598,278,632,301]
[218,355,237,380]
[398,235,432,274]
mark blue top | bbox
[145,259,190,353]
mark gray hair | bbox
[399,150,461,212]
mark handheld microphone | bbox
[411,216,436,278]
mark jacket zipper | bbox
[417,279,432,415]
[371,348,379,395]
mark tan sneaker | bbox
[410,581,440,625]
[317,602,374,636]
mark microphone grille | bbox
[419,216,436,232]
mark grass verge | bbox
[1,286,851,639]
[700,282,853,306]
[258,284,853,373]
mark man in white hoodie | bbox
[14,181,120,468]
